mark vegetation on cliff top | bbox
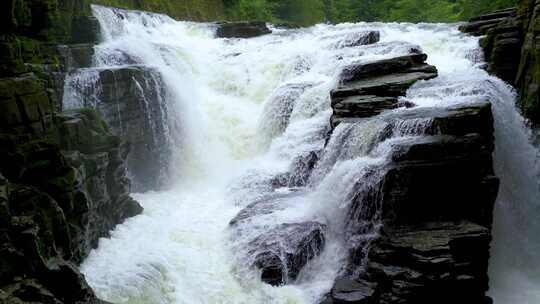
[89,0,519,25]
[224,0,519,25]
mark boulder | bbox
[216,22,271,38]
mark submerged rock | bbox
[230,191,326,286]
[216,22,272,38]
[249,222,326,286]
[331,31,380,49]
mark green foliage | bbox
[223,0,518,25]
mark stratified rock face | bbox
[0,74,55,136]
[215,21,272,38]
[330,53,438,127]
[64,66,173,192]
[460,2,540,126]
[0,1,141,301]
[324,54,498,303]
[459,8,517,36]
[460,8,522,84]
[0,109,140,303]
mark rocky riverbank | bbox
[0,1,142,302]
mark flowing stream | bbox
[74,5,540,304]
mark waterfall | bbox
[72,6,540,304]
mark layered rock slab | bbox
[330,53,438,127]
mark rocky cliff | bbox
[320,54,498,304]
[460,0,540,129]
[0,0,142,302]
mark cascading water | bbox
[73,5,540,304]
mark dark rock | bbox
[271,151,320,188]
[330,54,437,101]
[331,31,380,49]
[216,21,271,38]
[360,222,492,304]
[64,66,173,192]
[56,44,95,71]
[337,54,431,84]
[328,278,378,304]
[332,95,399,120]
[0,73,54,136]
[70,16,101,44]
[249,222,326,286]
[229,192,303,226]
[330,54,437,128]
[460,3,540,126]
[515,0,540,126]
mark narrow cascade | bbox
[74,5,540,304]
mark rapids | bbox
[74,5,540,304]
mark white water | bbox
[76,5,540,304]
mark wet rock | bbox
[515,0,540,126]
[216,21,271,38]
[459,8,517,36]
[323,278,378,303]
[0,73,55,135]
[229,192,303,226]
[325,48,498,302]
[332,31,380,49]
[332,95,398,120]
[250,222,326,286]
[461,4,540,126]
[259,82,315,142]
[271,151,320,188]
[360,222,492,304]
[70,16,101,44]
[330,54,437,127]
[56,44,95,71]
[64,66,173,192]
